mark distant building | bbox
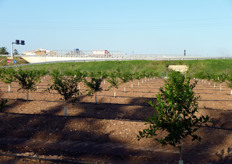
[24,49,56,55]
[92,50,110,57]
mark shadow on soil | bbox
[0,96,232,163]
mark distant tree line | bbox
[0,47,18,55]
[0,47,9,54]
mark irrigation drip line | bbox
[0,152,85,164]
[2,93,231,103]
[0,98,152,107]
[0,92,155,100]
[0,89,160,95]
[0,112,147,123]
[197,125,232,131]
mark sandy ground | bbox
[0,77,232,163]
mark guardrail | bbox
[20,55,232,60]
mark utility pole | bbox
[11,40,25,58]
[184,50,186,56]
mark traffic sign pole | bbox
[10,40,25,58]
[11,42,14,58]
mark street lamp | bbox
[11,40,25,58]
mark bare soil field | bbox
[0,77,232,163]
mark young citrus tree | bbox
[133,72,142,80]
[193,71,206,80]
[64,69,83,78]
[0,68,16,92]
[38,69,49,82]
[119,72,133,92]
[107,71,121,97]
[119,72,133,84]
[48,71,80,117]
[226,73,232,95]
[84,72,107,103]
[218,73,228,83]
[211,73,227,89]
[205,73,212,85]
[14,69,41,101]
[138,71,209,163]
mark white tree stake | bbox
[114,91,116,98]
[95,94,97,104]
[8,85,10,92]
[64,102,67,118]
[124,87,126,92]
[178,143,183,164]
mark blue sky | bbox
[0,0,232,56]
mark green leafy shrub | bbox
[107,71,121,90]
[0,68,16,92]
[14,69,41,101]
[119,72,133,84]
[84,71,107,103]
[226,73,232,95]
[48,71,80,116]
[138,71,209,162]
